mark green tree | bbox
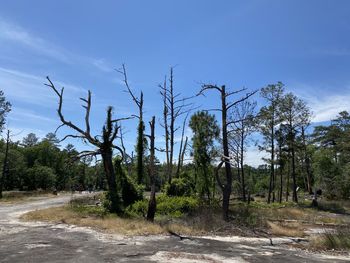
[0,90,11,132]
[22,133,39,147]
[280,93,311,203]
[257,82,285,203]
[189,111,220,202]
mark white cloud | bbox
[0,18,114,72]
[293,83,350,123]
[245,147,267,167]
[0,67,87,106]
[92,58,114,73]
[0,19,71,63]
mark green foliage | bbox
[102,191,123,214]
[115,159,143,208]
[164,176,194,197]
[189,111,219,200]
[126,194,199,218]
[157,194,199,217]
[0,90,11,132]
[135,120,146,184]
[26,164,56,190]
[312,149,342,199]
[69,197,108,217]
[125,200,148,217]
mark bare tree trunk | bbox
[0,130,10,199]
[286,150,291,202]
[161,78,170,183]
[176,115,188,177]
[291,135,298,203]
[102,150,121,213]
[180,136,188,170]
[268,122,275,203]
[147,116,157,222]
[221,86,233,220]
[169,68,175,184]
[118,65,144,184]
[278,143,283,203]
[199,84,256,221]
[240,132,246,202]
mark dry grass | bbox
[267,221,305,237]
[21,205,206,236]
[310,228,350,251]
[22,206,165,235]
[21,197,350,238]
[0,191,56,204]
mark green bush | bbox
[125,200,148,217]
[164,177,194,197]
[125,194,199,218]
[157,194,199,217]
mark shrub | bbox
[125,200,148,218]
[125,194,199,218]
[311,228,350,250]
[157,195,199,217]
[164,177,194,197]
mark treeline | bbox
[0,132,104,192]
[0,68,349,221]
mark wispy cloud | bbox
[0,19,71,63]
[293,83,350,123]
[0,66,87,107]
[0,18,114,72]
[91,58,114,72]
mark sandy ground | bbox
[0,194,349,263]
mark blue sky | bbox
[0,0,350,165]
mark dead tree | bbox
[117,64,145,184]
[146,116,156,221]
[198,84,256,220]
[160,68,193,183]
[176,113,190,177]
[0,130,10,199]
[229,100,256,202]
[46,77,129,213]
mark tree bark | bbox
[147,116,157,222]
[102,149,120,213]
[221,86,233,221]
[0,130,10,198]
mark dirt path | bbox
[0,195,349,263]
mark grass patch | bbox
[22,206,165,235]
[310,228,350,251]
[267,221,305,237]
[0,190,55,203]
